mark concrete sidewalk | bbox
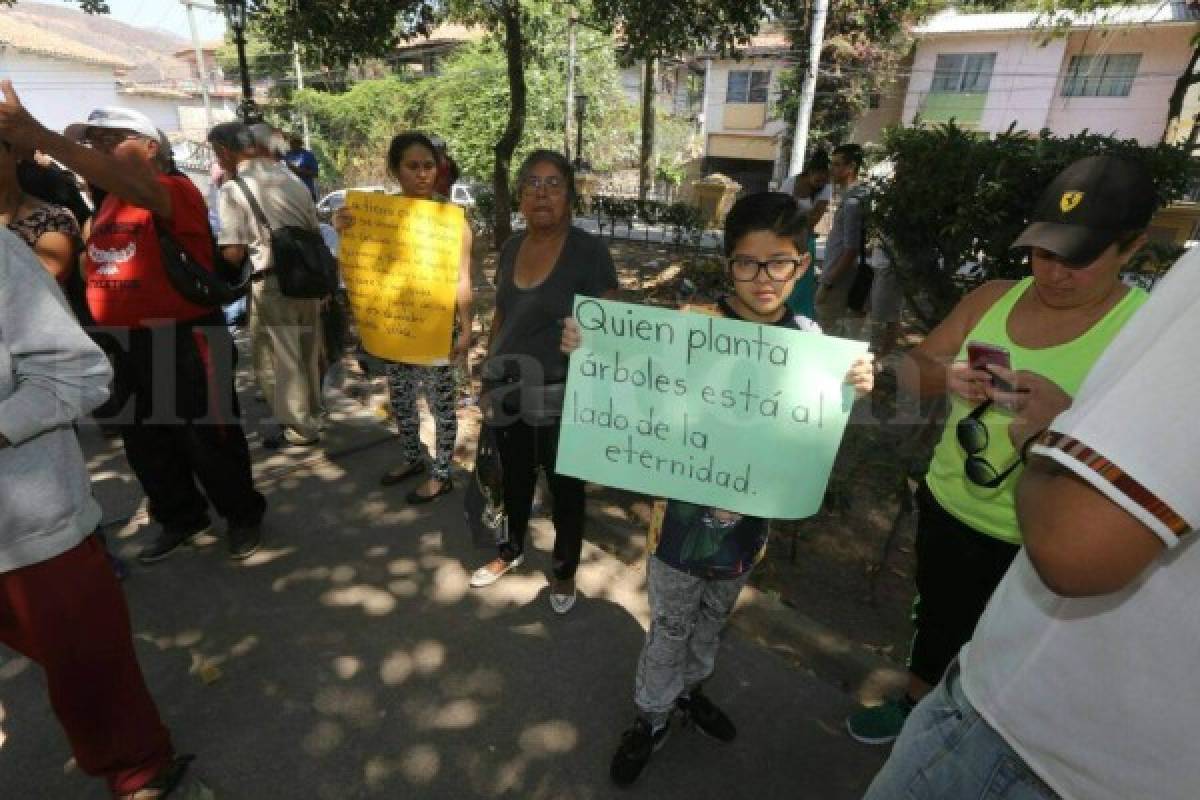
[0,380,888,799]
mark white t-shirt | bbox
[961,249,1200,800]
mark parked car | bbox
[316,185,387,222]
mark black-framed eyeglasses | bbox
[727,254,810,282]
[956,398,1021,488]
[85,129,140,149]
[520,175,565,194]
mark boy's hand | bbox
[844,354,875,398]
[711,509,742,525]
[560,316,582,354]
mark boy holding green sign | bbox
[563,193,874,786]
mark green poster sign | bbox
[556,297,867,519]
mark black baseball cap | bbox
[1013,155,1158,265]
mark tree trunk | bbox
[493,0,526,248]
[638,56,656,209]
[1162,43,1200,144]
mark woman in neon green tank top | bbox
[846,155,1157,746]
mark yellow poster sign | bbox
[340,192,464,365]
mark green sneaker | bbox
[846,696,914,745]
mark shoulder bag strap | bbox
[232,176,273,232]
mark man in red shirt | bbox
[0,83,267,565]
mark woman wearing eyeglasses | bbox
[377,131,474,504]
[846,155,1155,747]
[468,150,619,613]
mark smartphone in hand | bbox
[966,341,1015,393]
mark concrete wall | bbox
[904,32,1066,133]
[1044,27,1193,144]
[905,26,1195,144]
[0,50,120,134]
[702,56,788,143]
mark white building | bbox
[903,3,1200,144]
[0,14,131,134]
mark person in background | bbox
[556,192,873,785]
[431,134,460,199]
[814,143,866,336]
[376,131,473,504]
[781,151,831,320]
[468,150,617,612]
[209,121,325,450]
[0,228,196,799]
[0,138,81,284]
[845,155,1156,746]
[863,230,1200,800]
[285,131,319,201]
[0,90,267,566]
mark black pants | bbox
[908,485,1019,686]
[94,315,266,532]
[495,418,586,580]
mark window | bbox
[726,70,771,103]
[930,53,996,93]
[1062,53,1141,97]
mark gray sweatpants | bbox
[634,555,752,727]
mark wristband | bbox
[1020,428,1047,463]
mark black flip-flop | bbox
[380,462,426,487]
[406,480,453,505]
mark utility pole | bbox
[293,42,311,149]
[182,0,214,132]
[565,8,578,161]
[789,0,829,178]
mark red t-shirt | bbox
[85,173,215,328]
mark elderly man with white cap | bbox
[0,82,267,566]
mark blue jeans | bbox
[863,663,1059,800]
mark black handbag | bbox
[233,176,337,299]
[845,195,874,314]
[463,424,509,549]
[156,218,249,308]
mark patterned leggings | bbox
[386,363,458,482]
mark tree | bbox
[775,0,930,157]
[291,26,634,189]
[589,0,777,206]
[0,0,109,8]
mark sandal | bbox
[380,461,426,487]
[121,754,195,799]
[406,478,453,505]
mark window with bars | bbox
[726,70,771,103]
[930,53,996,93]
[1061,53,1141,97]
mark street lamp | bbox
[221,0,261,123]
[574,93,589,171]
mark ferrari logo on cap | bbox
[1060,191,1084,214]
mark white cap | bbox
[64,107,169,151]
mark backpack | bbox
[232,176,337,299]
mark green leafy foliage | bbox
[871,122,1200,329]
[236,0,437,68]
[291,29,633,190]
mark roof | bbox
[173,41,224,58]
[394,23,486,51]
[696,27,791,59]
[916,2,1200,35]
[0,13,133,69]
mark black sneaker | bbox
[227,522,262,561]
[610,717,669,787]
[678,689,736,742]
[137,520,211,565]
